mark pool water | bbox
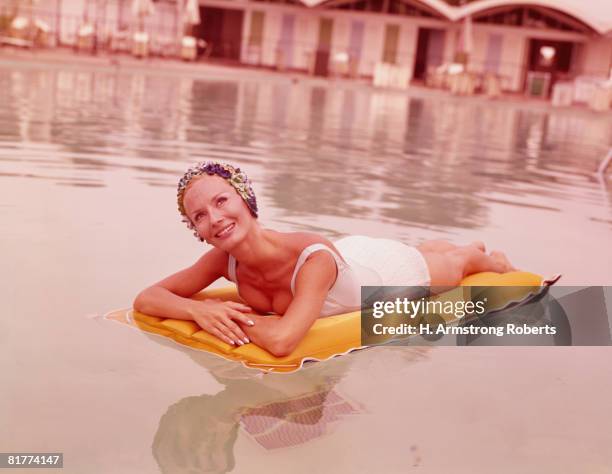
[1,62,611,473]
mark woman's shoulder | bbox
[280,232,347,263]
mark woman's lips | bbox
[215,222,235,239]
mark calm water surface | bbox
[1,63,612,473]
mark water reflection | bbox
[2,67,610,222]
[0,65,610,263]
[139,328,427,473]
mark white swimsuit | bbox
[227,235,431,317]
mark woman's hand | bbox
[191,300,254,346]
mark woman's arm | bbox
[133,247,253,345]
[133,247,227,315]
[238,251,337,357]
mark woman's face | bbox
[183,175,254,248]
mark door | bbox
[198,7,244,60]
[524,38,574,95]
[314,18,333,77]
[348,20,364,76]
[247,11,265,63]
[413,28,445,80]
[382,24,400,64]
[484,33,503,73]
[278,14,295,69]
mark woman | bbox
[134,162,514,357]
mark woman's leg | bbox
[418,239,485,254]
[420,245,514,288]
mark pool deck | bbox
[0,45,609,116]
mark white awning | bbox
[301,0,612,35]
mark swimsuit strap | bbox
[227,254,238,283]
[290,244,344,295]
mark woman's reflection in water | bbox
[147,333,429,473]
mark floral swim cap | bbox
[177,161,258,240]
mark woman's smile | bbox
[214,222,236,239]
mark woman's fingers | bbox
[214,322,245,346]
[197,300,254,345]
[228,309,255,327]
[221,316,250,344]
[223,301,255,327]
[209,326,236,346]
[225,301,253,313]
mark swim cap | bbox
[177,161,258,240]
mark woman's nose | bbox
[208,206,223,223]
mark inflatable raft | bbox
[105,271,557,373]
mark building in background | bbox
[1,0,611,95]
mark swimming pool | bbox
[1,61,611,473]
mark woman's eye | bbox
[195,212,206,222]
[217,197,227,206]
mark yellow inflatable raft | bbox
[105,271,555,373]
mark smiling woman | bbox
[133,161,516,357]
